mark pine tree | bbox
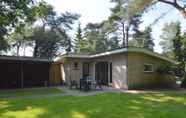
[131,27,154,51]
[159,22,180,58]
[74,23,85,53]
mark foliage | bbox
[168,23,186,87]
[45,12,80,53]
[30,27,64,59]
[160,22,180,59]
[180,32,186,87]
[131,26,154,51]
[156,64,174,75]
[74,23,86,53]
[0,39,9,53]
[0,0,79,55]
[109,0,143,47]
[0,0,34,37]
[158,21,186,87]
[76,23,120,54]
[8,24,33,56]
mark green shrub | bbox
[181,74,186,88]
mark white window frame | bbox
[144,64,154,73]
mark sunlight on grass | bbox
[141,93,186,103]
[0,92,186,118]
[0,101,10,109]
[71,111,86,118]
[2,107,46,118]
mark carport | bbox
[0,56,52,89]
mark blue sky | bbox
[45,0,186,53]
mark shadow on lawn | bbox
[0,92,186,118]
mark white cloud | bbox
[45,0,113,27]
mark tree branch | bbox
[158,0,183,10]
[158,0,186,19]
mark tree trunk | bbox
[181,62,186,87]
[125,26,129,48]
[16,44,21,56]
[121,22,125,47]
[33,41,38,57]
[23,46,26,56]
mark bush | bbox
[156,64,172,75]
[181,74,186,88]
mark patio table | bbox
[80,78,93,91]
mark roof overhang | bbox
[0,56,52,63]
[54,47,176,64]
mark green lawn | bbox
[0,92,186,118]
[0,87,62,98]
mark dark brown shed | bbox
[0,56,53,89]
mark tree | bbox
[30,27,63,59]
[8,24,34,56]
[81,23,120,54]
[45,12,80,53]
[134,0,186,20]
[180,32,186,87]
[0,0,61,53]
[0,0,37,51]
[158,0,186,19]
[159,22,180,58]
[30,2,80,54]
[163,23,186,87]
[74,23,86,53]
[131,27,154,51]
[0,39,9,54]
[109,0,143,47]
[0,0,34,36]
[171,23,186,86]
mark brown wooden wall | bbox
[0,59,51,89]
[50,63,62,86]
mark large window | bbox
[144,64,153,72]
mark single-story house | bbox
[0,56,53,89]
[55,47,176,89]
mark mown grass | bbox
[0,87,62,98]
[1,92,186,118]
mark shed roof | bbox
[54,47,176,64]
[0,55,52,63]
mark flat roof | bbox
[54,47,176,64]
[0,55,52,63]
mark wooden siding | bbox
[127,52,176,89]
[50,63,62,86]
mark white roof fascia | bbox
[90,48,127,58]
[54,47,175,64]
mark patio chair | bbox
[92,79,103,90]
[80,78,92,91]
[69,80,78,89]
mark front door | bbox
[95,62,108,85]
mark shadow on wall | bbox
[112,65,127,89]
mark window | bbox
[144,64,153,72]
[74,62,78,70]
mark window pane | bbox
[144,64,153,72]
